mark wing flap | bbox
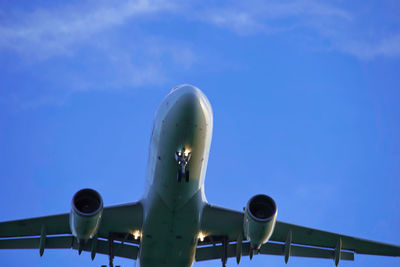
[286,245,354,260]
[0,236,75,250]
[195,241,354,262]
[75,238,139,260]
[0,236,71,249]
[0,236,138,259]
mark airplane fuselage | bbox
[138,85,213,266]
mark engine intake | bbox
[244,194,277,250]
[69,188,103,240]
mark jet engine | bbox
[69,188,103,240]
[243,194,277,250]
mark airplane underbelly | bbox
[138,190,203,267]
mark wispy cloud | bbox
[0,0,197,108]
[1,0,398,62]
[195,0,351,35]
[0,0,175,59]
[335,35,400,59]
[196,0,400,60]
[0,0,399,109]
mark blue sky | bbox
[0,0,399,266]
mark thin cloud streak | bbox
[0,0,174,59]
[195,0,351,35]
[197,0,400,60]
[336,35,400,59]
[1,0,399,62]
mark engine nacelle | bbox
[243,194,277,250]
[69,188,103,240]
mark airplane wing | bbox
[196,240,355,262]
[0,202,143,260]
[198,203,400,264]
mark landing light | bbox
[132,230,141,240]
[198,232,205,242]
[184,149,191,157]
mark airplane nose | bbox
[170,84,200,96]
[168,85,213,120]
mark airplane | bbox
[0,84,399,267]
